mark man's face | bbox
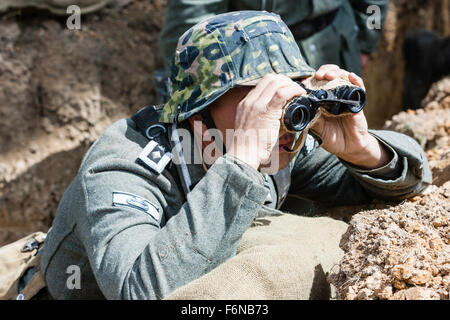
[209,86,297,172]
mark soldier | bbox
[160,0,389,76]
[40,11,430,299]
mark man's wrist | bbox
[340,134,393,170]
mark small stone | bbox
[442,275,450,286]
[430,264,440,276]
[441,264,450,274]
[431,276,442,287]
[391,287,440,300]
[377,285,393,300]
[346,286,358,300]
[356,288,374,300]
[408,270,432,285]
[393,278,407,290]
[392,265,413,281]
[41,118,54,133]
[362,266,379,276]
[429,237,444,251]
[379,235,391,246]
[432,216,448,228]
[365,274,382,291]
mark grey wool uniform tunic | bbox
[41,117,431,299]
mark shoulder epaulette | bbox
[132,106,173,174]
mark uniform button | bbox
[354,24,359,32]
[309,44,316,52]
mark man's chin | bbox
[259,152,291,174]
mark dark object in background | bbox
[154,69,171,105]
[283,84,366,132]
[403,30,450,110]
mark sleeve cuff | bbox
[219,154,265,185]
[341,135,402,180]
[211,154,268,203]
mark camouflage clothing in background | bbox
[160,0,389,75]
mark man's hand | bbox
[312,64,392,169]
[227,74,306,170]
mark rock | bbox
[407,270,432,285]
[443,275,450,286]
[383,78,450,151]
[365,273,383,291]
[356,288,375,300]
[392,265,413,281]
[377,285,393,300]
[433,217,449,228]
[429,237,444,251]
[393,279,407,290]
[391,287,440,300]
[330,182,450,299]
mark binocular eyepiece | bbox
[283,84,366,132]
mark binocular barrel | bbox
[334,86,366,113]
[283,97,315,132]
[283,85,366,132]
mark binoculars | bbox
[282,83,367,132]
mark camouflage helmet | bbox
[160,10,315,123]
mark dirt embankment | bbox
[0,0,167,245]
[329,77,450,300]
[384,77,450,187]
[363,0,450,128]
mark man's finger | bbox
[317,70,350,81]
[318,70,350,81]
[317,64,340,71]
[315,64,341,79]
[248,79,299,115]
[266,83,306,112]
[349,72,365,90]
[246,74,292,102]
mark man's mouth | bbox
[278,143,291,151]
[278,133,295,152]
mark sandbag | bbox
[165,214,348,300]
[0,232,47,300]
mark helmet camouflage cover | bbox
[160,10,315,123]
